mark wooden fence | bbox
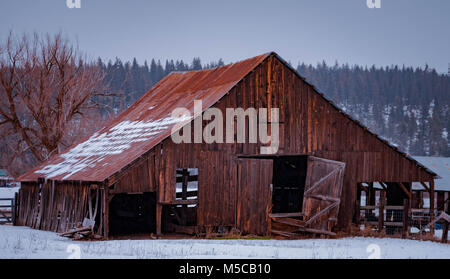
[0,197,15,224]
[356,198,414,238]
[357,197,449,241]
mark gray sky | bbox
[1,0,449,72]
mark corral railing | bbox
[356,199,447,238]
[0,198,15,224]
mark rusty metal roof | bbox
[411,156,450,191]
[18,53,271,182]
[18,51,436,183]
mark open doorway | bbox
[109,192,156,236]
[272,156,308,213]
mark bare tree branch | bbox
[0,31,112,175]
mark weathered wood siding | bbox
[16,181,90,232]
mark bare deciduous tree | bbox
[0,32,110,176]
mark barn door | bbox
[302,156,345,234]
[236,159,273,235]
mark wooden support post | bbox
[402,198,409,239]
[355,183,361,225]
[378,190,385,232]
[156,203,162,236]
[412,191,422,209]
[430,180,435,236]
[10,197,14,225]
[419,191,424,209]
[437,192,445,211]
[104,191,110,238]
[181,169,188,202]
[368,182,375,206]
[445,192,449,213]
[355,199,360,226]
[399,182,412,200]
[181,168,189,226]
[442,222,448,244]
[419,181,430,192]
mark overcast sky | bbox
[0,0,449,73]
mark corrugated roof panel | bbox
[411,156,450,191]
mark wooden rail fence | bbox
[356,199,414,238]
[0,197,15,224]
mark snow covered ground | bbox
[0,225,448,259]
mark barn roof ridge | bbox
[18,51,436,182]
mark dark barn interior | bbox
[272,156,308,214]
[109,192,156,236]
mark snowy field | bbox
[0,225,448,259]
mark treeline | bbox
[99,57,449,157]
[297,62,449,156]
[97,57,224,110]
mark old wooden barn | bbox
[16,52,438,238]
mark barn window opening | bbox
[176,168,198,203]
[108,192,156,236]
[271,156,308,214]
[162,168,198,234]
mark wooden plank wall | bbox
[16,181,90,233]
[236,159,273,235]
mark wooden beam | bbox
[355,199,360,226]
[176,191,198,199]
[378,190,385,232]
[305,202,339,226]
[296,226,337,236]
[368,182,376,206]
[304,194,340,203]
[378,182,387,190]
[357,182,367,190]
[271,217,305,227]
[442,222,448,244]
[160,199,198,205]
[420,182,430,192]
[304,168,340,195]
[269,212,303,218]
[430,180,435,236]
[156,203,162,236]
[402,199,410,239]
[399,183,412,199]
[271,229,298,238]
[60,226,92,236]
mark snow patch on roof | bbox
[34,115,192,180]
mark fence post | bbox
[11,197,14,225]
[442,222,449,244]
[14,192,19,225]
[355,199,360,226]
[402,198,410,239]
[378,191,385,232]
